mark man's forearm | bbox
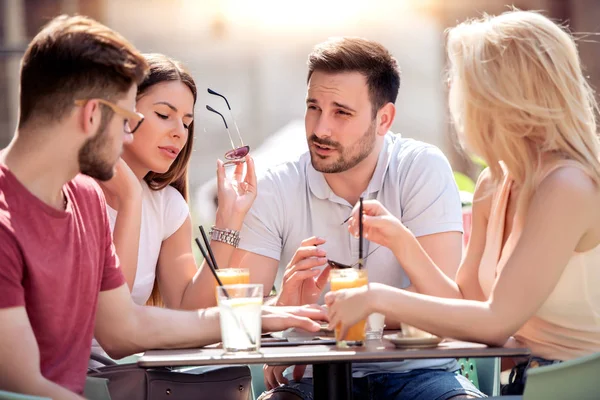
[2,376,85,400]
[135,306,221,352]
[107,306,221,359]
[39,379,86,400]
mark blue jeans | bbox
[258,369,484,400]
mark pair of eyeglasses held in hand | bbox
[328,197,373,269]
[327,245,381,270]
[206,88,250,166]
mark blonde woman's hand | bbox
[215,156,257,230]
[325,284,375,340]
[347,199,412,257]
[96,158,142,208]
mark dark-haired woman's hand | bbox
[97,158,142,209]
[215,156,257,230]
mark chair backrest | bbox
[457,357,501,396]
[248,364,267,400]
[475,357,500,396]
[0,390,50,400]
[523,352,600,400]
[457,358,480,390]
[84,376,112,400]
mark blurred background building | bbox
[1,0,599,222]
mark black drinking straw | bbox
[358,196,364,269]
[200,226,219,270]
[194,237,229,298]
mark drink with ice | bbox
[217,284,263,353]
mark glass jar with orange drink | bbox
[214,268,250,302]
[329,267,368,347]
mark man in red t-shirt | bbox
[0,15,324,399]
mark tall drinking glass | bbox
[329,268,368,347]
[217,284,263,353]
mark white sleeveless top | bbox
[106,182,189,305]
[92,181,189,356]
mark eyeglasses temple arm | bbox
[206,105,229,129]
[208,89,244,147]
[207,88,232,110]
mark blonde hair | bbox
[447,10,600,208]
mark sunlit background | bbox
[1,0,599,224]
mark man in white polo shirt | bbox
[230,37,483,400]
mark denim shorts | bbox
[258,369,484,400]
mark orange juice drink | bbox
[215,268,250,302]
[329,268,368,346]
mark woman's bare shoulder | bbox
[472,168,496,221]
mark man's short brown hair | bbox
[307,37,401,117]
[18,14,149,127]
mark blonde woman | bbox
[325,10,600,395]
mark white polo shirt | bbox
[240,132,463,376]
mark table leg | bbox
[313,362,353,400]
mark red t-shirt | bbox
[0,163,125,394]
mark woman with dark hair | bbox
[93,53,256,346]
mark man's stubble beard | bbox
[310,120,377,174]
[78,110,118,181]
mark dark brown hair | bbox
[307,37,401,117]
[18,15,148,128]
[138,54,197,307]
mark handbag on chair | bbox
[88,353,252,400]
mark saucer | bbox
[383,333,443,349]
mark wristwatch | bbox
[210,226,241,248]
